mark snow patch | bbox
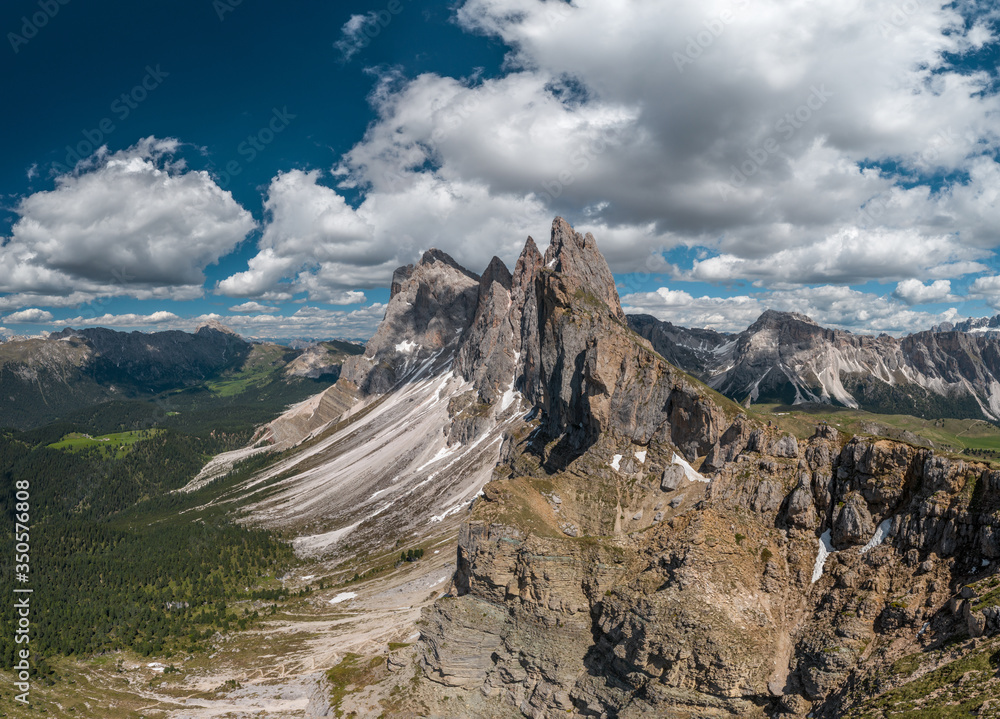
[811,530,835,583]
[329,592,357,605]
[610,454,622,471]
[672,453,709,483]
[395,340,418,354]
[431,503,465,523]
[635,450,647,464]
[500,374,518,412]
[859,518,893,555]
[415,444,458,472]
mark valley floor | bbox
[0,522,462,719]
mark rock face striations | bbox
[529,218,726,464]
[340,248,483,395]
[340,218,727,457]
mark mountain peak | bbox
[543,217,625,321]
[196,320,241,337]
[750,309,818,330]
[480,256,513,294]
[419,248,480,281]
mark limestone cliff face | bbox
[342,218,728,458]
[530,217,727,462]
[511,237,545,404]
[340,249,481,395]
[420,406,1000,717]
[453,256,516,405]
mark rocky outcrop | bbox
[340,249,481,395]
[454,256,516,405]
[531,218,728,462]
[283,340,363,379]
[511,237,545,404]
[420,394,1000,717]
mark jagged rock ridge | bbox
[633,309,1000,421]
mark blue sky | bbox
[2,0,1000,340]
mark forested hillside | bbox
[0,336,357,681]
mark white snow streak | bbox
[500,376,518,412]
[430,503,465,523]
[415,444,458,472]
[329,592,357,605]
[672,453,710,483]
[859,518,893,555]
[812,530,835,583]
[610,454,622,471]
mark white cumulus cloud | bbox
[53,311,181,328]
[2,137,255,309]
[892,279,955,305]
[3,308,54,324]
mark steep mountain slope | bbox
[203,243,530,561]
[635,309,1000,421]
[15,218,1000,718]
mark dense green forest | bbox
[0,428,304,677]
[0,370,338,679]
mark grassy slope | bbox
[749,402,1000,460]
[47,429,164,458]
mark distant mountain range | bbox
[0,324,362,429]
[631,309,1000,421]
